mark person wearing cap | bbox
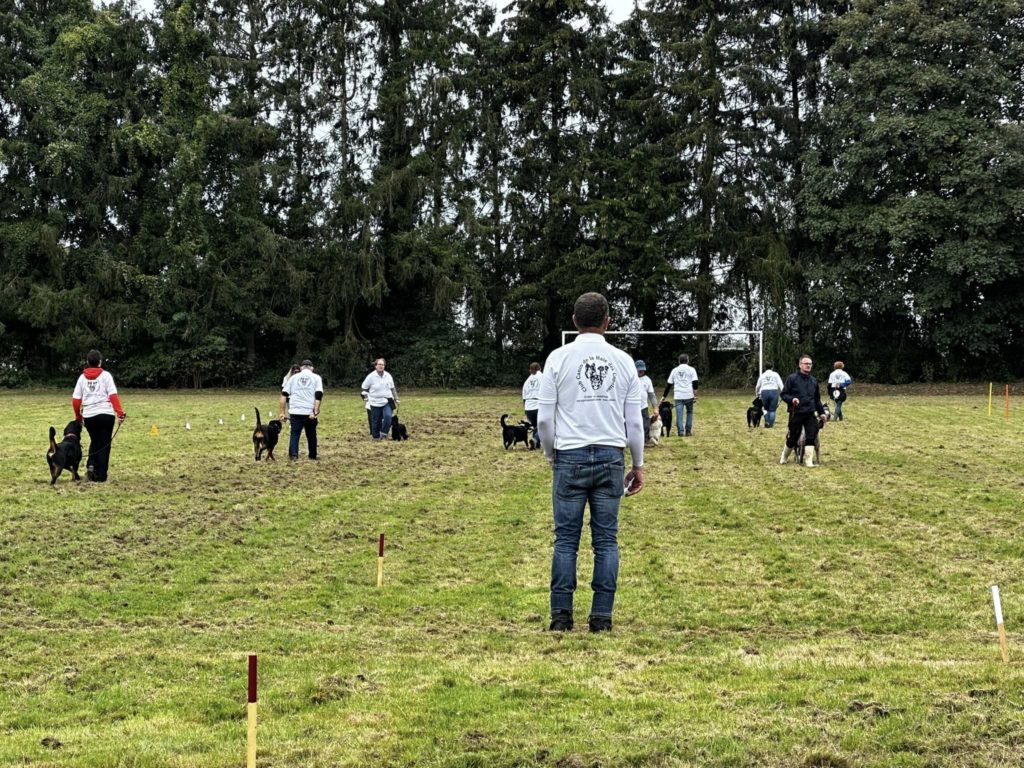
[280,359,323,460]
[360,358,399,440]
[635,360,658,444]
[521,362,544,449]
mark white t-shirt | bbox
[828,370,852,389]
[538,333,643,450]
[522,371,543,411]
[666,363,699,400]
[639,375,656,408]
[73,370,119,418]
[283,368,323,415]
[361,370,397,407]
[755,369,784,395]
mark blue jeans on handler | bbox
[675,399,695,435]
[551,446,625,620]
[760,390,780,427]
[370,404,393,440]
[289,414,318,459]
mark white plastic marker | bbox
[991,585,1009,663]
[218,418,224,425]
[185,422,192,431]
[241,414,246,421]
[247,654,257,767]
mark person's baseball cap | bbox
[301,359,313,367]
[635,360,647,371]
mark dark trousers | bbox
[289,414,318,458]
[84,413,116,481]
[525,409,540,448]
[786,410,820,449]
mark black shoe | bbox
[86,466,95,481]
[549,612,573,632]
[588,616,613,633]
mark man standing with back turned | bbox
[537,292,645,633]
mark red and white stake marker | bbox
[991,585,1009,663]
[247,654,258,767]
[377,534,385,587]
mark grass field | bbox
[2,387,1023,767]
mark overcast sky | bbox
[491,0,637,23]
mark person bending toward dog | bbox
[755,362,784,428]
[827,361,852,421]
[538,292,644,634]
[360,358,399,440]
[280,359,323,460]
[521,362,543,450]
[662,354,699,436]
[780,354,827,467]
[72,350,126,482]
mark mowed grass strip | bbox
[1,387,1022,767]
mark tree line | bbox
[2,0,1022,388]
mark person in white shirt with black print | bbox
[538,292,645,634]
[521,362,543,449]
[360,358,399,440]
[634,360,658,443]
[662,354,699,436]
[72,349,126,482]
[279,359,323,460]
[755,362,785,428]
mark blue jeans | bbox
[675,399,695,435]
[760,390,780,427]
[289,414,318,458]
[370,404,393,439]
[551,446,624,619]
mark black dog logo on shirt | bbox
[584,362,609,390]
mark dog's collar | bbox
[64,433,80,440]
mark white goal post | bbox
[560,330,763,377]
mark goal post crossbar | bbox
[560,330,763,376]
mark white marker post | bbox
[991,585,1009,663]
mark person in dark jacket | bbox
[780,354,827,467]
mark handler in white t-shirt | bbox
[755,363,785,428]
[537,292,644,634]
[360,358,399,440]
[280,359,323,460]
[72,349,126,482]
[662,354,699,436]
[521,362,544,449]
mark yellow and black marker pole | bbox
[991,586,1009,664]
[247,654,258,767]
[377,534,385,587]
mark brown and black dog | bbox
[47,421,83,484]
[253,407,282,461]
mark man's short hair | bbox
[573,292,609,329]
[679,354,689,365]
[529,362,541,374]
[375,357,386,366]
[799,354,812,364]
[834,361,844,370]
[86,349,102,366]
[301,359,313,368]
[765,362,774,370]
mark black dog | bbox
[47,421,83,484]
[501,414,533,450]
[390,412,409,441]
[658,401,673,437]
[253,407,282,461]
[747,397,764,428]
[794,407,831,465]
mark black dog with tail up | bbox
[253,407,282,461]
[47,421,83,484]
[501,414,533,450]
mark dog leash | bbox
[85,417,125,456]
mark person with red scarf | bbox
[72,350,126,482]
